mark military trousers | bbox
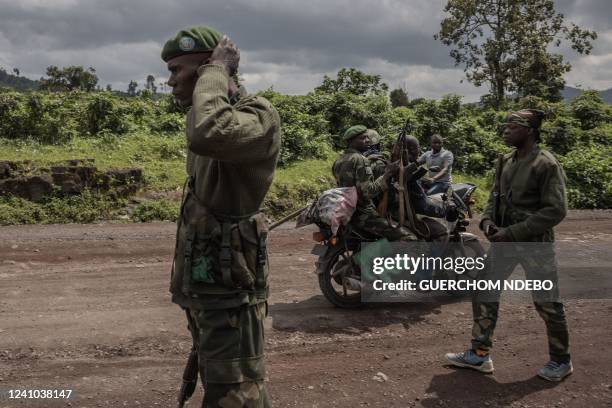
[471,245,570,363]
[187,302,270,408]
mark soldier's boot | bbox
[537,360,573,382]
[445,348,494,373]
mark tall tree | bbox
[40,65,98,91]
[12,68,19,76]
[435,0,597,108]
[390,87,409,107]
[145,74,157,94]
[315,68,388,96]
[127,80,138,96]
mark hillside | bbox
[563,86,612,103]
[0,68,40,91]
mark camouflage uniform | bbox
[332,148,414,241]
[472,147,570,363]
[365,151,388,179]
[171,64,280,407]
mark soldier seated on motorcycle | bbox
[332,125,416,241]
[383,135,458,223]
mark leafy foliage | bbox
[0,66,610,227]
[0,191,125,225]
[40,65,99,92]
[436,0,597,108]
[0,67,40,91]
[389,88,409,108]
[315,68,388,96]
[570,90,608,130]
[560,145,612,209]
[133,199,179,222]
[0,90,184,143]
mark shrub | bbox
[133,199,180,222]
[570,90,608,130]
[560,145,612,208]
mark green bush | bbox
[541,116,581,155]
[560,145,612,208]
[570,90,608,130]
[259,90,331,165]
[86,93,130,135]
[0,191,124,225]
[1,83,611,215]
[133,199,180,222]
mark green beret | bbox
[343,125,367,141]
[161,26,222,62]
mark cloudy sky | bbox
[0,0,610,101]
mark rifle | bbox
[492,153,505,228]
[268,205,309,231]
[377,120,412,217]
[178,310,199,408]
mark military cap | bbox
[365,129,381,144]
[161,26,221,62]
[506,109,545,129]
[343,125,368,141]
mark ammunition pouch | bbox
[172,181,269,303]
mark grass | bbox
[0,132,187,191]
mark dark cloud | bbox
[0,0,609,98]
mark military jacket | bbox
[171,64,281,309]
[482,147,567,242]
[365,151,388,179]
[332,148,388,216]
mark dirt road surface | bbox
[1,210,611,408]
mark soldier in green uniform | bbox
[332,125,415,241]
[162,26,281,407]
[446,109,572,382]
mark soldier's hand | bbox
[209,36,240,76]
[489,227,511,242]
[384,161,400,181]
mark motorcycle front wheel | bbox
[318,247,362,308]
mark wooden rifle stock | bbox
[178,310,199,408]
[493,153,504,226]
[377,191,389,216]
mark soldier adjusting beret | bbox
[162,25,222,62]
[343,125,368,141]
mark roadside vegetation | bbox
[0,71,610,225]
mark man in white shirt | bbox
[418,134,453,195]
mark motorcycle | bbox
[311,182,484,308]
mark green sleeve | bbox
[188,64,279,162]
[355,157,388,199]
[507,162,567,241]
